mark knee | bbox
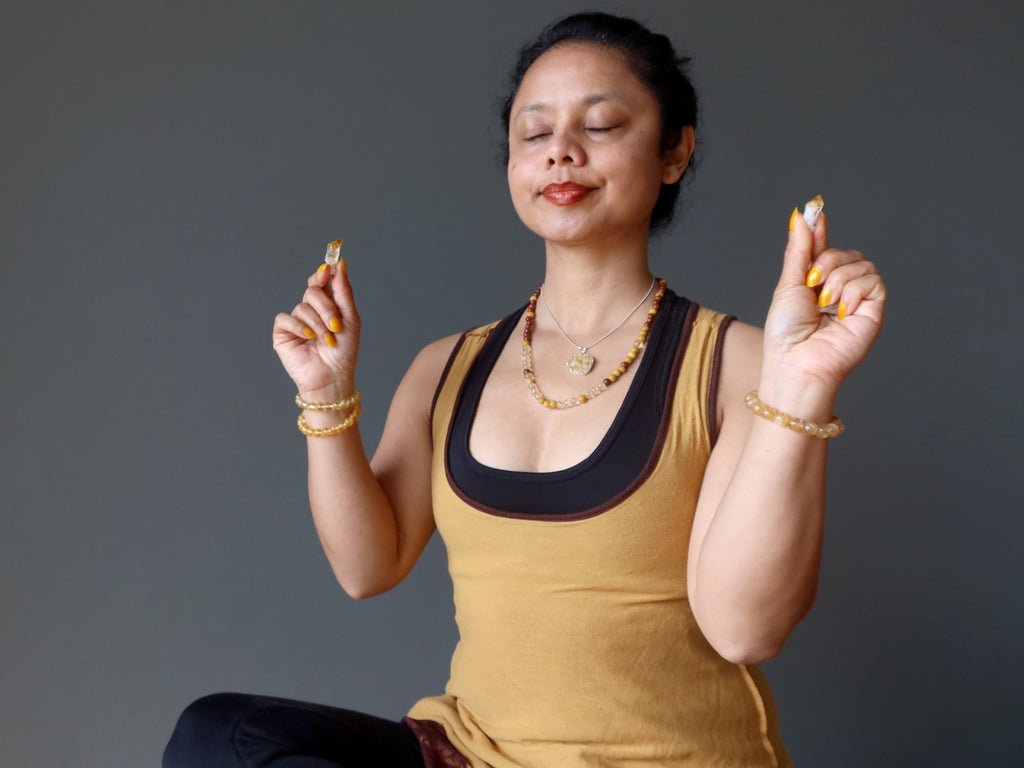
[163,693,251,767]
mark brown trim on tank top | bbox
[441,301,701,522]
[428,326,494,436]
[707,314,735,447]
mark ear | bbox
[661,125,695,185]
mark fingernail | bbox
[805,267,823,288]
[323,332,337,348]
[837,301,848,321]
[317,264,328,273]
[789,208,800,232]
[328,317,342,333]
[302,327,316,339]
[340,257,347,277]
[818,287,833,308]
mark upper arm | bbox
[686,320,762,597]
[368,333,462,576]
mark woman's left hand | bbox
[761,207,887,391]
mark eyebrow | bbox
[513,93,617,121]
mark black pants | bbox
[162,693,426,768]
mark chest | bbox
[467,320,646,473]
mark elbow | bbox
[704,602,816,665]
[697,605,812,666]
[340,582,381,600]
[334,561,411,599]
[337,574,397,600]
[332,567,394,600]
[713,636,786,666]
[705,586,819,665]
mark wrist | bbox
[756,370,838,425]
[294,387,362,437]
[297,380,357,405]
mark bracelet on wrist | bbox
[744,391,844,438]
[297,402,361,437]
[295,390,361,412]
[295,389,361,437]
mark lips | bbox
[542,181,595,206]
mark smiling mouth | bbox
[541,182,595,206]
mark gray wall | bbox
[2,1,1021,765]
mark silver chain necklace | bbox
[539,276,657,375]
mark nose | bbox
[546,128,585,168]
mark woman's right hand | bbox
[273,263,361,401]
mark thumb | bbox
[779,206,814,287]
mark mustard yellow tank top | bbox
[408,304,793,768]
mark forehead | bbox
[511,42,652,114]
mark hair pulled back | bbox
[500,12,699,231]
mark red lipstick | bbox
[542,182,594,206]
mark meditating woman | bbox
[164,12,885,768]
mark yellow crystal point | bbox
[802,195,824,230]
[324,239,343,274]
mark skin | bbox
[272,42,886,664]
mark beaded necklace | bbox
[540,276,656,375]
[521,278,667,409]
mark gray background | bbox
[2,1,1022,766]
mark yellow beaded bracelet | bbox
[297,402,362,437]
[295,390,361,412]
[744,391,844,438]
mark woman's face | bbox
[507,42,690,248]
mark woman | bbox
[165,12,885,768]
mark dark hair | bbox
[500,12,699,231]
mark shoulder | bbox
[714,318,763,432]
[398,319,499,401]
[719,318,762,363]
[401,332,466,397]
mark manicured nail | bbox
[301,327,316,339]
[818,287,833,308]
[837,301,848,321]
[328,317,342,333]
[805,267,823,288]
[323,332,337,348]
[340,257,347,277]
[317,264,328,273]
[789,207,800,231]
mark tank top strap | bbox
[671,305,734,449]
[430,317,508,451]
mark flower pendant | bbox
[567,350,595,375]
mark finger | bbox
[820,258,877,289]
[836,274,887,323]
[814,259,877,310]
[273,311,317,345]
[812,211,829,259]
[329,258,361,336]
[302,279,345,334]
[780,207,814,287]
[291,302,329,337]
[805,248,867,289]
[307,263,332,288]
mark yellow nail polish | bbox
[789,207,800,231]
[328,317,342,333]
[302,327,316,339]
[340,257,347,277]
[323,332,337,348]
[317,264,328,273]
[837,301,848,321]
[805,267,823,288]
[818,287,833,308]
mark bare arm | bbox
[273,261,459,598]
[687,209,886,664]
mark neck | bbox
[539,240,655,337]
